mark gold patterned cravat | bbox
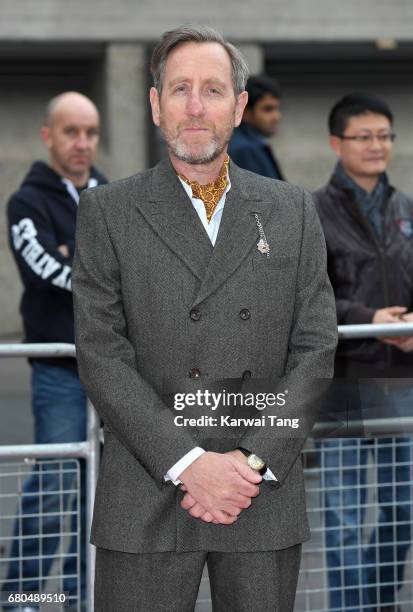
[179,156,229,222]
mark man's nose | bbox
[75,132,89,149]
[186,93,204,116]
[369,135,384,149]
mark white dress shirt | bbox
[165,176,276,483]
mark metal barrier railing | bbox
[195,435,413,612]
[0,344,99,612]
[338,322,413,339]
[1,323,413,611]
[297,437,413,611]
[1,458,82,609]
[307,322,413,611]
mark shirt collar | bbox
[61,176,98,205]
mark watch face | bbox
[248,454,265,471]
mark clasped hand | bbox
[179,450,262,525]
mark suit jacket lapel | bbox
[136,158,275,299]
[193,163,274,306]
[136,158,213,281]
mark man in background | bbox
[228,74,285,179]
[314,93,413,612]
[2,91,106,611]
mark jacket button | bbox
[188,368,201,378]
[242,370,252,380]
[239,308,251,320]
[190,308,201,321]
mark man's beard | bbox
[160,119,234,165]
[173,136,226,165]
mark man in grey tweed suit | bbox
[72,25,337,612]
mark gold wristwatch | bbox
[237,447,267,475]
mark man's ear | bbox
[40,126,51,149]
[234,91,248,127]
[149,87,161,127]
[329,135,342,158]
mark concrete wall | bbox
[105,44,148,180]
[1,0,413,41]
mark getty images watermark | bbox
[172,389,300,429]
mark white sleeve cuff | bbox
[164,447,205,485]
[263,467,277,481]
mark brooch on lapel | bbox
[254,213,270,257]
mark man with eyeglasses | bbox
[314,93,413,612]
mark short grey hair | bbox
[150,24,249,96]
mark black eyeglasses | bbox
[339,133,396,144]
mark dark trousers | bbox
[95,544,302,612]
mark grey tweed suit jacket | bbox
[72,158,337,554]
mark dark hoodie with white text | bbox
[7,161,107,369]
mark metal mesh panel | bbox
[0,459,81,611]
[297,438,413,611]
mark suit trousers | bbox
[95,544,302,612]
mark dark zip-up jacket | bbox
[7,161,107,369]
[228,123,285,180]
[314,175,413,376]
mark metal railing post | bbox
[85,398,100,612]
